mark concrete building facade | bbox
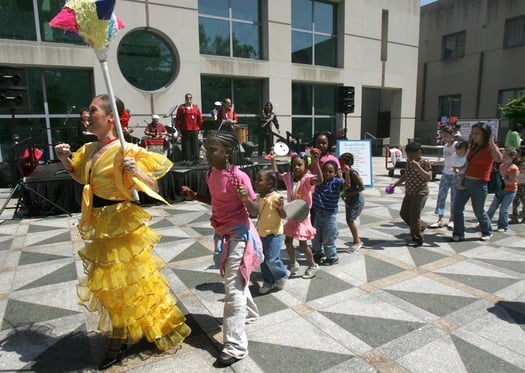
[416,0,525,144]
[0,0,420,162]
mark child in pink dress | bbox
[271,151,322,279]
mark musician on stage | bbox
[175,93,203,164]
[145,114,167,139]
[258,101,279,156]
[76,107,97,149]
[217,98,237,131]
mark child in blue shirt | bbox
[312,160,347,265]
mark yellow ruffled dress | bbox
[71,142,191,350]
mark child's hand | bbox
[342,164,351,173]
[310,148,320,162]
[275,196,284,209]
[181,185,196,201]
[236,183,249,201]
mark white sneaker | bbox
[287,262,300,275]
[302,264,319,279]
[447,221,454,230]
[258,284,275,295]
[480,234,493,241]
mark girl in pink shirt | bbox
[271,151,322,279]
[181,131,263,367]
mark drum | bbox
[144,138,166,154]
[235,126,248,144]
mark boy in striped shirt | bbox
[312,160,347,265]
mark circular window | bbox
[117,28,178,91]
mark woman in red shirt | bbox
[452,122,502,242]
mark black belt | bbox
[93,194,125,207]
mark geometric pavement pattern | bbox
[1,157,524,372]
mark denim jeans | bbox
[311,209,339,260]
[487,189,517,230]
[222,238,259,359]
[260,234,287,286]
[435,173,457,216]
[453,178,491,238]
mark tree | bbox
[500,94,525,127]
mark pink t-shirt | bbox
[311,153,340,175]
[208,167,255,232]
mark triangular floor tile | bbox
[437,273,519,294]
[252,289,289,317]
[365,255,405,283]
[27,231,72,247]
[478,259,525,275]
[2,299,80,330]
[248,340,353,372]
[452,334,523,373]
[171,241,211,262]
[0,238,13,251]
[191,227,215,236]
[187,213,211,224]
[448,240,481,254]
[306,270,353,302]
[149,218,174,229]
[172,268,223,290]
[16,262,77,291]
[27,224,62,234]
[320,311,425,348]
[409,247,447,267]
[24,325,96,371]
[18,251,70,266]
[385,290,479,317]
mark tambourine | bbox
[274,141,289,156]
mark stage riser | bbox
[21,161,288,216]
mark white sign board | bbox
[336,140,373,187]
[457,119,499,142]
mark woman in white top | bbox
[430,126,457,229]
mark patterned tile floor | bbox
[1,157,524,372]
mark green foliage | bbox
[500,95,525,126]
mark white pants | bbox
[222,238,259,358]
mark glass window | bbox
[199,18,230,56]
[0,0,83,45]
[117,29,177,92]
[438,95,461,121]
[38,1,84,44]
[442,31,466,60]
[199,0,261,59]
[0,68,94,162]
[198,0,229,17]
[292,31,313,64]
[292,0,313,31]
[291,0,337,67]
[0,0,37,40]
[201,76,263,142]
[504,16,525,49]
[232,22,260,58]
[292,83,337,142]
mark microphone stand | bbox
[62,106,75,144]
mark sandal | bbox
[98,343,127,370]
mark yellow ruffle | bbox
[77,201,190,349]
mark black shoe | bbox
[407,240,423,247]
[214,352,240,367]
[313,252,326,265]
[98,344,126,370]
[320,257,339,266]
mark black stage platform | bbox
[19,157,286,216]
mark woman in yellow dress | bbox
[55,94,190,370]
